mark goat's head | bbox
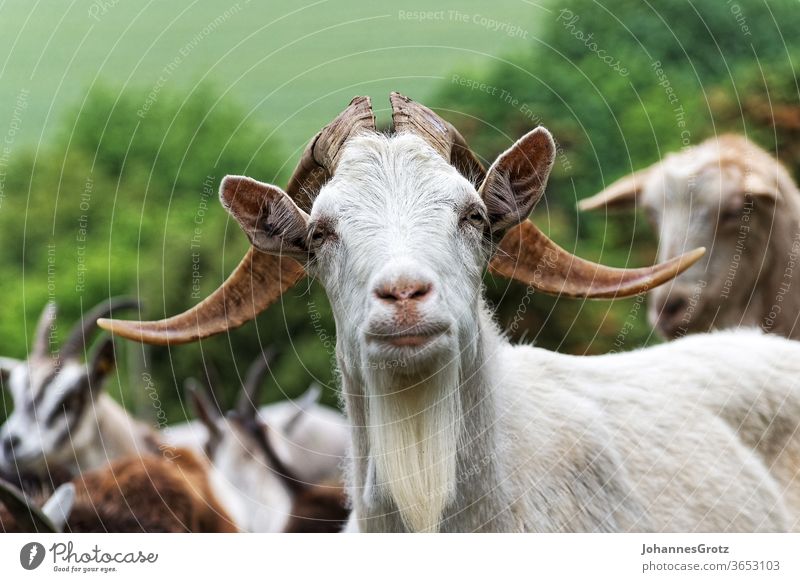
[99,94,703,532]
[0,299,138,474]
[99,93,703,362]
[579,135,788,338]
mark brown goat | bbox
[282,480,350,533]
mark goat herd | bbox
[1,93,800,533]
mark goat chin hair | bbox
[366,360,462,533]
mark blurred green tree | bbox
[0,84,337,426]
[2,1,798,428]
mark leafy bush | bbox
[0,84,339,425]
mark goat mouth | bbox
[0,451,40,470]
[382,333,442,348]
[366,325,450,351]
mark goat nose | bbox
[662,296,688,318]
[1,435,20,457]
[374,279,433,304]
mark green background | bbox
[1,0,798,425]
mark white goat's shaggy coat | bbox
[107,118,800,533]
[308,135,800,532]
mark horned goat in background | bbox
[101,94,800,533]
[579,135,800,339]
[0,299,160,476]
[185,354,347,485]
[187,350,348,532]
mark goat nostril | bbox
[375,287,396,302]
[407,284,431,301]
[375,281,432,303]
[663,296,687,317]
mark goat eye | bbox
[308,223,334,250]
[45,389,83,427]
[719,207,742,224]
[309,227,326,244]
[462,209,486,229]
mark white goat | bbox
[101,94,800,532]
[172,367,347,484]
[0,301,314,473]
[578,135,800,339]
[186,354,349,532]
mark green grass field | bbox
[0,0,543,158]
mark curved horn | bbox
[489,220,705,298]
[227,350,306,493]
[61,297,140,360]
[185,378,223,443]
[98,251,304,345]
[286,95,376,211]
[235,348,276,418]
[31,302,57,360]
[99,97,376,346]
[390,92,486,185]
[282,383,322,435]
[40,483,75,532]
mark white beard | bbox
[366,362,462,532]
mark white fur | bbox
[198,401,348,532]
[366,364,462,532]
[209,424,295,532]
[296,133,800,532]
[257,399,349,484]
[162,398,348,483]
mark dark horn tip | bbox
[350,95,371,106]
[106,296,143,313]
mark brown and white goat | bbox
[0,448,237,532]
[0,299,161,476]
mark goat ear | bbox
[743,172,780,201]
[480,127,556,236]
[220,175,310,259]
[578,166,653,212]
[41,483,75,532]
[87,337,117,393]
[0,357,20,386]
[282,383,322,435]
